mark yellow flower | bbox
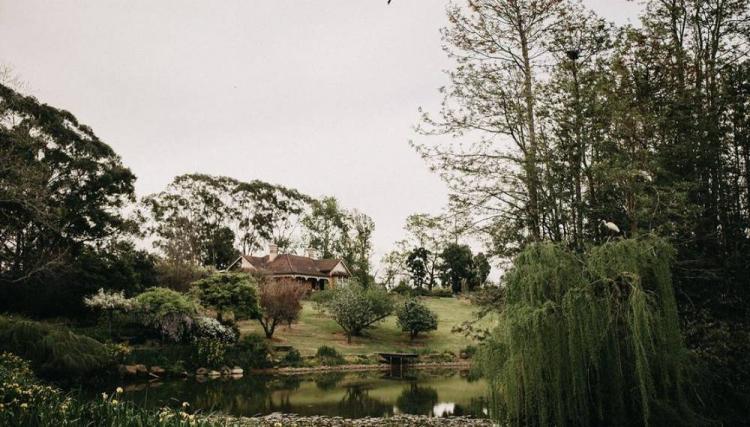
[101,392,108,400]
[182,401,190,408]
[115,387,124,394]
[111,399,119,405]
[20,403,28,410]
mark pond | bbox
[97,368,489,419]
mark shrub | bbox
[0,316,113,380]
[134,287,200,342]
[0,352,229,426]
[396,298,438,341]
[191,273,260,323]
[391,282,430,297]
[257,278,307,338]
[279,348,304,367]
[192,316,238,344]
[316,282,393,343]
[84,288,135,338]
[194,338,227,368]
[224,334,271,369]
[431,288,453,298]
[316,345,345,366]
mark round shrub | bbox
[134,287,200,342]
[316,345,345,366]
[396,298,438,341]
[192,316,238,344]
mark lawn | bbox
[237,296,487,356]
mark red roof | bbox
[237,254,349,278]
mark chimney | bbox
[268,244,278,262]
[305,248,316,259]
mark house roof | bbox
[234,254,350,278]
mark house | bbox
[227,244,351,290]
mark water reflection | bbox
[101,369,488,419]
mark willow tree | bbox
[480,236,691,426]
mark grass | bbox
[237,296,486,356]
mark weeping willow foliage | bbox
[479,236,691,426]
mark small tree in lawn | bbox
[319,281,393,343]
[84,288,134,338]
[397,298,438,341]
[257,278,307,339]
[191,273,260,324]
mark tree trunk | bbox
[520,28,541,241]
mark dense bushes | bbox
[0,316,113,380]
[316,345,345,366]
[257,278,306,338]
[190,273,260,323]
[0,352,232,426]
[134,287,200,342]
[224,334,272,369]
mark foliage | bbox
[0,243,157,320]
[315,345,345,366]
[0,83,136,286]
[396,299,438,341]
[279,348,304,367]
[302,197,376,285]
[134,288,200,343]
[479,237,692,426]
[405,247,430,289]
[316,282,393,343]
[191,273,260,323]
[0,352,245,426]
[193,338,227,368]
[0,317,113,380]
[257,278,306,338]
[224,334,271,369]
[192,316,238,344]
[430,288,453,298]
[84,288,135,337]
[472,253,491,288]
[439,243,475,294]
[142,173,312,268]
[155,259,212,293]
[419,2,750,421]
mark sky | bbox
[0,0,642,274]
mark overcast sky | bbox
[0,0,642,272]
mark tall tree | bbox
[0,83,136,284]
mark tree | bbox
[396,299,438,341]
[190,273,260,323]
[405,247,430,289]
[303,198,375,285]
[257,278,307,338]
[302,197,350,259]
[83,288,134,338]
[0,83,136,285]
[439,243,474,294]
[317,282,392,343]
[480,237,690,425]
[415,0,565,245]
[142,174,313,267]
[472,253,491,289]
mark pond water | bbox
[100,368,489,419]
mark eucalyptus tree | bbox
[0,83,136,284]
[415,0,565,246]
